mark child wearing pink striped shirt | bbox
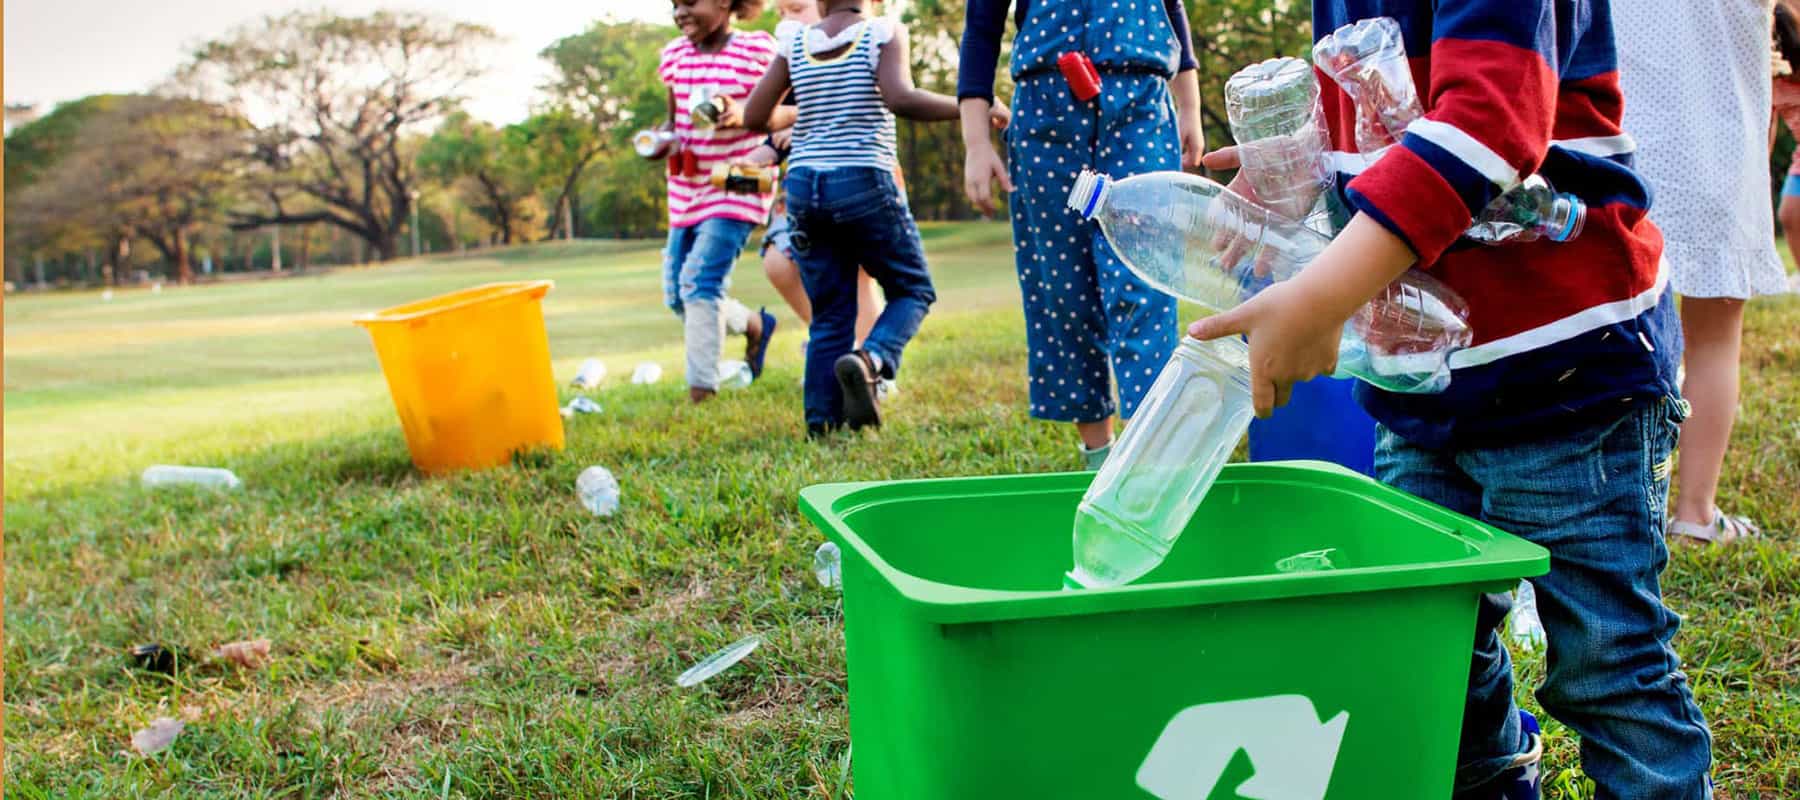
[655,0,793,403]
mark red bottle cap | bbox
[1058,51,1102,102]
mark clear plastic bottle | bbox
[1510,579,1547,650]
[717,360,754,390]
[577,466,621,517]
[1068,169,1472,395]
[141,465,243,490]
[1313,17,1423,154]
[572,358,608,389]
[1224,57,1334,221]
[633,129,676,159]
[1067,336,1254,589]
[1466,175,1588,245]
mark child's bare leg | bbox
[1672,296,1745,525]
[1076,419,1114,450]
[855,268,882,343]
[764,247,812,325]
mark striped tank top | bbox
[786,20,899,171]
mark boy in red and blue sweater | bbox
[1194,3,1713,798]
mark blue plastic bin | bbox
[1249,374,1377,475]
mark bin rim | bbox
[354,280,554,326]
[798,461,1549,626]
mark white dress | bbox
[1617,0,1791,299]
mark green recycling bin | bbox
[799,461,1548,800]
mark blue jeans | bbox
[664,217,755,389]
[1376,396,1713,799]
[784,166,936,427]
[663,217,753,314]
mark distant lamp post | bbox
[410,190,422,258]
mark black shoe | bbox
[834,350,883,430]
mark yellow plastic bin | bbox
[355,281,564,472]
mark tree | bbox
[418,112,540,245]
[4,95,125,284]
[177,11,498,261]
[74,96,246,284]
[512,107,604,239]
[539,20,671,237]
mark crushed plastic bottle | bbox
[1068,168,1472,395]
[1510,579,1547,650]
[1466,174,1587,245]
[813,541,843,589]
[1314,18,1588,248]
[141,465,243,490]
[1313,17,1423,154]
[634,128,676,159]
[576,466,621,517]
[1275,548,1339,574]
[631,362,664,385]
[676,635,762,688]
[572,359,608,389]
[717,360,754,390]
[561,396,603,418]
[1224,57,1334,221]
[1067,336,1254,589]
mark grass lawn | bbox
[5,224,1796,797]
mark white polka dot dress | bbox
[1618,0,1790,299]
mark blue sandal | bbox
[746,307,777,380]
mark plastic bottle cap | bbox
[1066,171,1110,220]
[1549,195,1586,243]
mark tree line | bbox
[4,2,1311,289]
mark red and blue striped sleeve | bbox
[1345,2,1560,266]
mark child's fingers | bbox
[965,173,992,213]
[1253,376,1277,419]
[1200,145,1242,172]
[1187,306,1246,341]
[994,163,1015,194]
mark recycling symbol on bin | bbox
[1136,695,1349,800]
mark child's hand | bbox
[733,145,779,168]
[1187,280,1344,417]
[770,128,793,151]
[1197,145,1280,278]
[963,140,1013,214]
[715,96,744,130]
[989,101,1012,130]
[1177,109,1206,170]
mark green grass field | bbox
[5,225,1797,797]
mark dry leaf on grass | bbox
[214,638,272,669]
[130,717,184,756]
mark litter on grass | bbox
[814,541,842,589]
[676,635,762,688]
[130,718,184,756]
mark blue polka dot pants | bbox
[1006,71,1181,423]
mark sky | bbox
[3,0,669,125]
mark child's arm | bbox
[1196,1,1564,416]
[875,24,980,123]
[1171,70,1205,169]
[1190,214,1416,416]
[1164,0,1205,168]
[742,57,792,133]
[956,0,1013,213]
